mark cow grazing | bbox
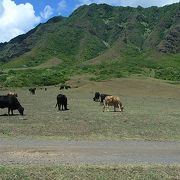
[100,93,111,104]
[93,92,100,102]
[55,94,68,111]
[103,95,124,112]
[60,85,65,90]
[0,95,24,115]
[60,85,71,90]
[7,92,18,97]
[65,85,71,90]
[29,88,36,95]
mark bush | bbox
[155,67,180,81]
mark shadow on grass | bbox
[0,113,23,116]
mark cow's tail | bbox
[55,103,58,108]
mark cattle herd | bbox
[93,92,124,112]
[0,88,124,116]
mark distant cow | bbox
[29,88,36,95]
[100,93,111,103]
[65,85,71,90]
[93,92,100,102]
[0,95,24,115]
[60,85,71,90]
[55,94,68,111]
[103,95,124,112]
[60,85,65,90]
[7,92,18,97]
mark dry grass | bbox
[0,77,180,140]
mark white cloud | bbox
[40,5,54,19]
[76,0,180,9]
[0,0,40,43]
[57,0,67,15]
[120,0,180,7]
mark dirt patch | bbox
[0,138,180,165]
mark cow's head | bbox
[18,106,24,115]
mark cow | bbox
[93,92,100,102]
[65,85,71,90]
[60,85,65,90]
[103,95,124,112]
[7,92,18,97]
[29,88,36,95]
[60,85,71,90]
[55,94,68,111]
[100,93,111,104]
[0,95,24,115]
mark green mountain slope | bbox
[0,3,179,87]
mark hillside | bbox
[0,3,180,87]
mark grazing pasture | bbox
[0,78,180,141]
[0,165,180,180]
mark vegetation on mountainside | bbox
[0,3,179,87]
[0,51,179,87]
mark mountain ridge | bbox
[0,3,179,87]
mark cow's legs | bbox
[64,104,67,110]
[8,108,13,115]
[114,105,116,112]
[58,103,60,111]
[106,104,110,111]
[8,108,10,115]
[118,104,121,112]
[103,101,106,112]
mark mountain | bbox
[0,3,179,87]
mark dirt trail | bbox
[0,138,180,165]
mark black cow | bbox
[60,85,65,90]
[29,88,36,95]
[100,94,111,103]
[55,94,68,111]
[65,85,71,90]
[93,92,100,102]
[0,95,24,115]
[60,85,71,90]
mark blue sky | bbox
[14,0,75,17]
[0,0,179,42]
[13,0,180,18]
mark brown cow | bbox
[103,96,124,112]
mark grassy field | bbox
[0,165,179,180]
[0,77,180,141]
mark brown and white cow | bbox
[103,95,124,112]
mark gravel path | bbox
[0,138,180,165]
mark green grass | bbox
[1,48,179,88]
[0,78,179,140]
[0,165,179,180]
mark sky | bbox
[0,0,179,43]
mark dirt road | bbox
[0,138,180,165]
